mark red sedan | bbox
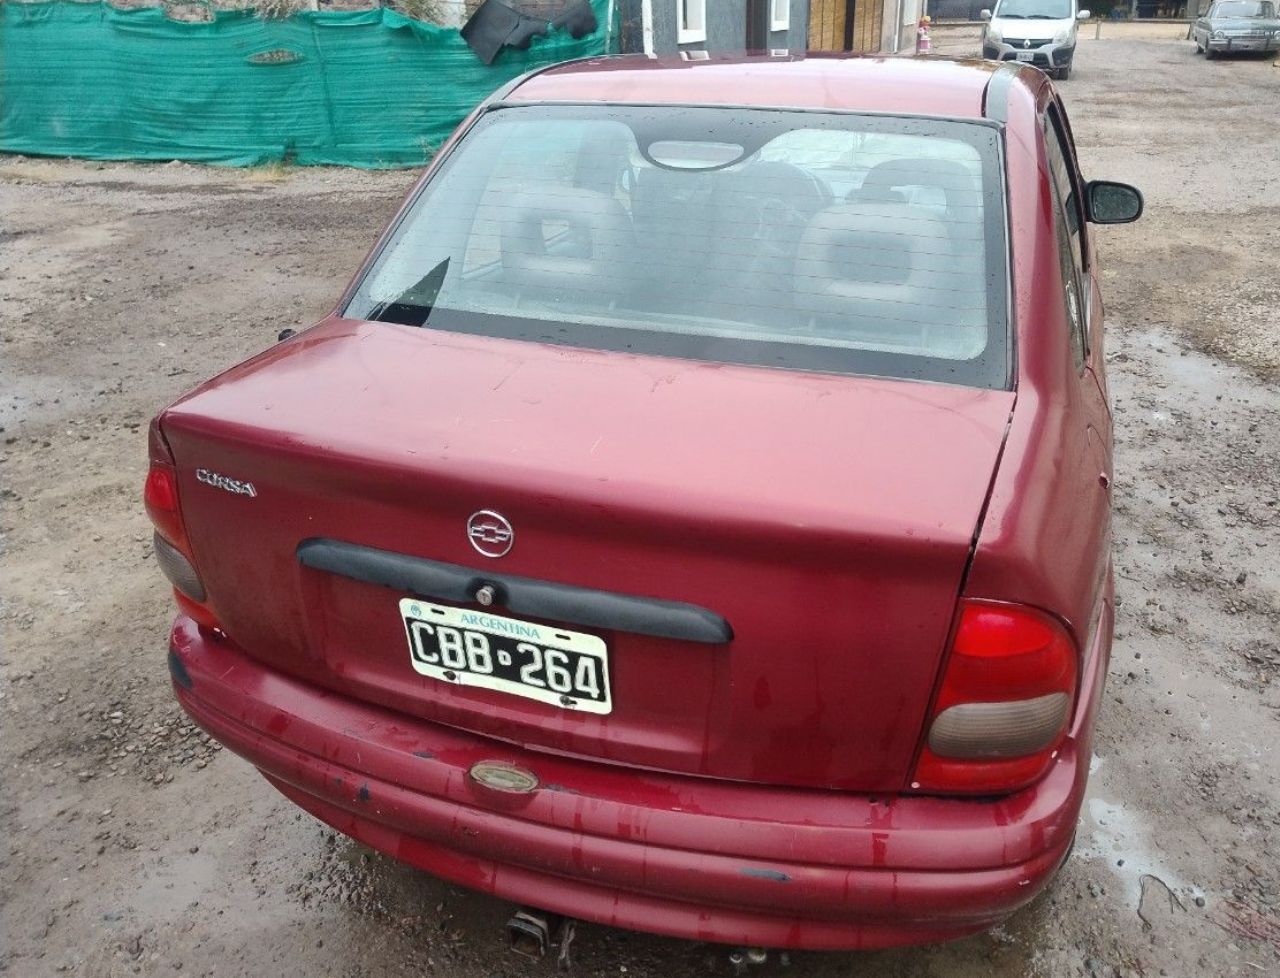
[146,54,1142,951]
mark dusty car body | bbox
[146,55,1141,950]
[1192,0,1280,55]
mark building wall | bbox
[617,0,810,55]
[614,0,920,57]
[887,0,923,51]
[809,0,902,50]
[928,0,990,19]
[776,0,812,49]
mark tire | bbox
[1056,60,1072,80]
[1204,43,1216,58]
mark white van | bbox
[981,0,1091,80]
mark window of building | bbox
[678,0,706,43]
[771,0,790,30]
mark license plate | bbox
[401,599,611,715]
[1015,51,1036,61]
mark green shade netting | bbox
[0,0,616,167]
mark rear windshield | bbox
[345,104,1010,389]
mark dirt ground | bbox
[2,33,1279,978]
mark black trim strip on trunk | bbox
[296,538,733,645]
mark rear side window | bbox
[345,105,1010,389]
[1044,105,1088,366]
[1047,172,1085,370]
[1044,105,1086,277]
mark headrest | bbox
[854,158,980,212]
[793,202,967,325]
[500,185,633,299]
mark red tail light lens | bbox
[174,590,221,631]
[144,420,187,550]
[144,418,219,629]
[144,468,185,550]
[911,600,1079,795]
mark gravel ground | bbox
[2,32,1279,978]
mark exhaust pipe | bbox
[506,908,576,967]
[507,908,557,959]
[727,948,770,975]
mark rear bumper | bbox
[169,607,1109,950]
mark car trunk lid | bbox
[160,318,1013,791]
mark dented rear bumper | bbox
[169,611,1107,950]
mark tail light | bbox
[144,418,220,630]
[153,534,207,602]
[911,599,1079,795]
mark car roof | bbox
[505,54,1014,121]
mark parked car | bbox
[981,0,1091,80]
[147,54,1142,952]
[1192,0,1280,56]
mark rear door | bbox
[1042,98,1112,621]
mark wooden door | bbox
[850,0,882,51]
[808,0,847,50]
[808,0,881,52]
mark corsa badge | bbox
[195,468,257,498]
